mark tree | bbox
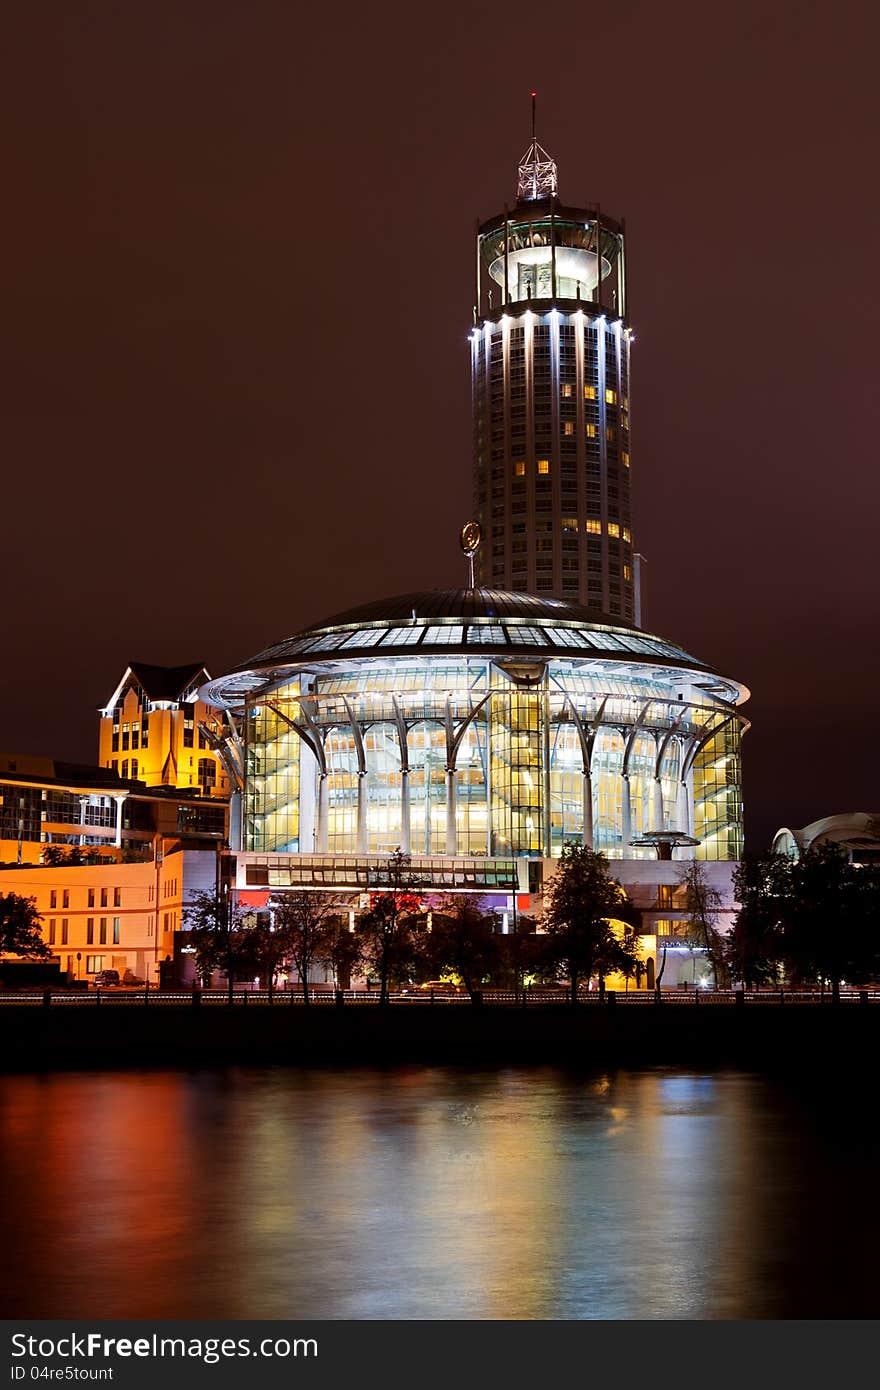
[324,920,363,990]
[784,845,878,999]
[268,891,345,1004]
[728,853,790,986]
[356,851,426,1003]
[678,861,728,987]
[497,915,542,999]
[0,893,51,958]
[182,888,253,1003]
[427,898,501,1001]
[41,845,84,867]
[540,844,640,1005]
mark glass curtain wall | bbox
[246,689,301,853]
[241,661,745,861]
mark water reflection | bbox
[1,1067,876,1319]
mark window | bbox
[585,424,597,438]
[61,920,68,946]
[99,918,107,944]
[88,889,95,908]
[49,891,57,909]
[197,758,217,793]
[623,527,632,543]
[112,918,120,945]
[563,421,574,436]
[514,461,525,477]
[87,918,94,945]
[62,890,69,909]
[113,887,121,907]
[86,956,104,975]
[131,727,139,750]
[584,385,597,400]
[130,759,138,780]
[561,517,578,533]
[48,920,56,945]
[657,885,673,908]
[537,459,549,475]
[605,388,618,405]
[608,522,621,539]
[585,519,602,535]
[100,888,108,908]
[623,564,632,580]
[121,761,128,778]
[561,383,573,398]
[622,452,630,468]
[122,726,130,751]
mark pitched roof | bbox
[127,663,208,702]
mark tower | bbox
[471,99,635,622]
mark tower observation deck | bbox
[471,102,634,622]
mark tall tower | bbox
[471,99,635,622]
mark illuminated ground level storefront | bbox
[201,590,748,990]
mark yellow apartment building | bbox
[98,662,232,795]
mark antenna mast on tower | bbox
[516,91,558,202]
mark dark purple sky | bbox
[2,1,878,848]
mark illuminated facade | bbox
[0,848,217,985]
[0,753,228,865]
[202,590,747,865]
[472,122,635,620]
[98,663,230,795]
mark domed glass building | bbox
[202,588,747,867]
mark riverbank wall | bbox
[1,1001,877,1073]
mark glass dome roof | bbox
[200,589,748,711]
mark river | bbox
[1,1066,874,1319]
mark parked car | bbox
[418,980,462,994]
[91,969,120,988]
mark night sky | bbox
[2,1,878,849]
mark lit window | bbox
[585,424,597,439]
[623,564,632,580]
[586,520,602,535]
[561,383,573,398]
[606,425,615,442]
[514,461,525,477]
[622,451,630,468]
[608,522,621,538]
[537,459,549,475]
[623,527,632,543]
[584,385,597,400]
[563,421,574,436]
[605,388,618,405]
[561,517,578,533]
